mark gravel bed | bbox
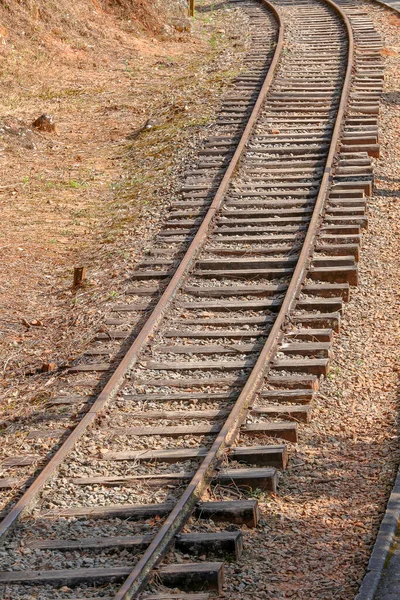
[72,432,215,453]
[38,479,178,510]
[61,457,202,479]
[98,414,228,427]
[195,250,300,258]
[0,583,119,600]
[105,406,234,421]
[132,367,251,381]
[115,399,235,411]
[183,276,292,287]
[0,544,141,572]
[124,382,237,393]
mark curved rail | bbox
[0,0,283,540]
[114,0,355,598]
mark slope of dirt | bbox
[0,0,250,413]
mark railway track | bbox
[0,0,384,598]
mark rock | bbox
[171,17,191,33]
[32,114,56,133]
[41,362,57,373]
[127,118,157,140]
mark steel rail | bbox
[114,0,355,597]
[0,0,282,541]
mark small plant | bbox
[67,179,88,189]
[327,365,341,380]
[248,488,266,501]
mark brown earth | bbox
[0,0,249,414]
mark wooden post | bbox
[73,266,86,287]
[189,0,194,17]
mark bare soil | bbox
[0,0,249,415]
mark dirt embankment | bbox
[0,0,249,411]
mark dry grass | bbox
[0,0,249,414]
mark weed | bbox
[186,114,213,127]
[73,208,93,218]
[31,393,50,405]
[327,365,341,380]
[38,87,84,101]
[248,488,267,501]
[67,179,88,189]
[102,234,116,243]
